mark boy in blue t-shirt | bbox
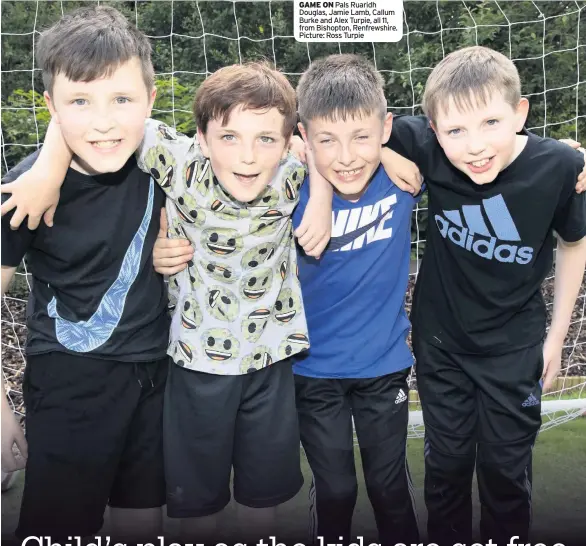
[291,54,420,546]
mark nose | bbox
[467,134,486,156]
[92,105,116,134]
[240,142,256,165]
[338,142,355,167]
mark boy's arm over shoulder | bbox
[386,114,432,166]
[136,119,205,197]
[552,142,586,242]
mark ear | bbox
[197,127,210,158]
[298,122,308,143]
[381,112,393,144]
[146,87,157,117]
[429,119,438,135]
[515,97,529,132]
[44,91,59,123]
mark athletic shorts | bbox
[164,359,303,518]
[16,352,168,540]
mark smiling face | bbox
[300,111,393,201]
[197,106,290,203]
[45,57,156,175]
[431,91,529,185]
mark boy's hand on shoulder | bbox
[558,138,586,193]
[295,193,332,258]
[380,147,422,195]
[1,169,60,230]
[289,135,307,164]
[541,336,563,392]
[153,208,194,275]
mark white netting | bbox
[1,1,585,438]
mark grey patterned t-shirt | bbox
[137,119,309,375]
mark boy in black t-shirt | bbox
[382,47,586,545]
[0,7,169,541]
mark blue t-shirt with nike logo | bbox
[292,165,418,379]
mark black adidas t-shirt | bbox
[387,115,586,355]
[1,152,170,361]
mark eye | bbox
[357,135,369,141]
[222,135,235,141]
[72,98,87,106]
[447,128,461,136]
[319,138,332,144]
[486,119,499,126]
[115,97,130,104]
[260,136,275,144]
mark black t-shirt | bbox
[1,152,170,361]
[387,115,586,355]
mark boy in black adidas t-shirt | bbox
[383,47,586,546]
[0,7,169,540]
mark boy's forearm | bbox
[1,266,16,297]
[547,237,586,342]
[35,119,72,184]
[306,154,333,201]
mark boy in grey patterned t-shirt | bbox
[139,63,331,540]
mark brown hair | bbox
[422,46,521,123]
[194,62,297,137]
[297,54,387,125]
[37,6,154,96]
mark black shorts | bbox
[16,352,168,540]
[164,360,303,518]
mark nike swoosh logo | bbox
[47,178,155,352]
[327,209,388,251]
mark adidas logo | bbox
[522,393,539,407]
[395,389,407,404]
[435,194,534,265]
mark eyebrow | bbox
[219,128,281,137]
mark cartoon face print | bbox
[203,261,237,284]
[206,286,240,322]
[278,333,310,360]
[158,123,177,140]
[174,340,196,367]
[240,243,277,271]
[186,260,203,289]
[272,287,302,325]
[168,292,178,314]
[170,217,189,240]
[175,192,205,227]
[282,164,305,202]
[240,267,273,301]
[241,308,271,342]
[201,328,240,362]
[276,248,290,281]
[145,145,176,190]
[250,209,285,237]
[209,199,249,221]
[184,157,213,197]
[201,228,243,257]
[240,346,273,374]
[180,296,203,331]
[249,186,280,208]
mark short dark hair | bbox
[37,6,154,96]
[194,62,297,137]
[297,54,387,125]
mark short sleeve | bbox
[553,149,586,242]
[136,119,205,199]
[386,115,432,166]
[1,152,39,266]
[292,175,311,231]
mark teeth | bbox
[338,168,362,178]
[471,159,489,167]
[92,140,120,149]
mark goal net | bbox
[1,1,585,439]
